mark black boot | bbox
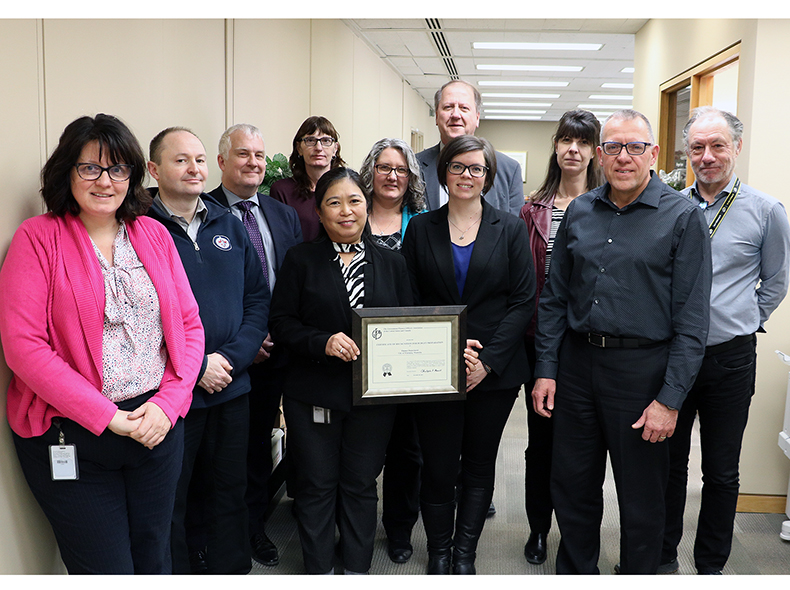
[452,487,493,575]
[420,501,455,574]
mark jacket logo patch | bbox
[213,235,232,251]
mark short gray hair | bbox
[682,106,743,152]
[433,80,482,114]
[218,123,265,159]
[359,138,426,213]
[602,109,655,144]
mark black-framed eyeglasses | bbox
[75,163,134,182]
[374,164,410,178]
[446,162,488,178]
[299,136,336,148]
[601,142,652,156]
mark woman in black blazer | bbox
[269,167,412,574]
[402,136,535,574]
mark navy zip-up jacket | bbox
[147,191,269,409]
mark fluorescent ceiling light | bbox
[483,102,553,108]
[601,83,634,89]
[484,109,547,115]
[578,104,633,110]
[481,92,561,99]
[477,64,583,72]
[478,80,569,88]
[621,67,635,73]
[474,42,601,51]
[588,95,633,100]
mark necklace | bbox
[371,213,398,236]
[448,214,482,240]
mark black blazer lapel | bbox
[462,203,504,303]
[426,207,462,303]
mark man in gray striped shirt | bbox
[662,107,790,575]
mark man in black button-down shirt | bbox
[531,110,712,574]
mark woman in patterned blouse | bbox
[359,138,426,563]
[269,167,412,574]
[0,114,204,573]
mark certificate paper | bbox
[352,306,467,405]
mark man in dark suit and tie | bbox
[417,80,524,216]
[208,124,302,568]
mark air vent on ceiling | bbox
[425,18,458,79]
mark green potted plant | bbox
[259,153,292,195]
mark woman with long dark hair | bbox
[519,109,602,565]
[270,116,346,242]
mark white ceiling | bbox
[344,19,648,122]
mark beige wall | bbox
[635,19,790,496]
[478,120,558,199]
[0,17,435,574]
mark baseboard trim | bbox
[736,494,787,514]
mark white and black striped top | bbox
[544,206,567,278]
[333,241,367,308]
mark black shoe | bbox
[387,539,413,564]
[486,501,496,518]
[250,531,279,566]
[188,549,208,574]
[614,558,679,575]
[523,532,547,565]
[658,558,679,574]
[452,487,494,575]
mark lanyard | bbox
[696,178,741,238]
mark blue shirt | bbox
[685,176,790,346]
[535,172,712,409]
[451,241,475,298]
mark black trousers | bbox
[283,396,396,574]
[662,335,756,573]
[552,331,671,574]
[13,400,183,574]
[172,392,251,574]
[414,387,518,505]
[524,343,554,535]
[381,403,422,544]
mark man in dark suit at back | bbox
[208,123,302,568]
[417,80,524,216]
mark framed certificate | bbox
[351,305,467,405]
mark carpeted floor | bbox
[251,388,790,575]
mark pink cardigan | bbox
[0,213,205,438]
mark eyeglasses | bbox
[446,162,488,178]
[75,163,134,182]
[600,142,652,156]
[374,164,410,178]
[299,136,336,148]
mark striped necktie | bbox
[235,200,270,289]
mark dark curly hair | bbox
[41,114,150,220]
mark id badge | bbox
[49,445,79,481]
[313,406,331,424]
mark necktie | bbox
[235,200,270,289]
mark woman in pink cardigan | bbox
[0,114,204,574]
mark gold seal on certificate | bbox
[352,306,467,405]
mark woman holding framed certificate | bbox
[402,135,535,574]
[268,167,412,574]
